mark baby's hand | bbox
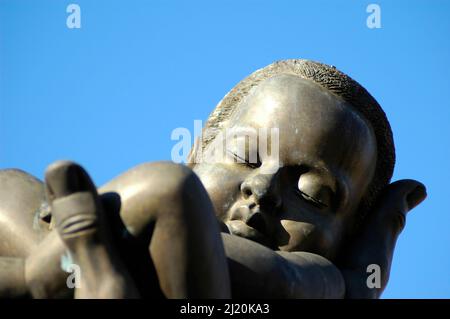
[337,179,426,298]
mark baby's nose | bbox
[241,174,271,200]
[240,174,281,209]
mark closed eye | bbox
[294,188,329,209]
[227,150,261,169]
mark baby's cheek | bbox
[277,219,339,258]
[193,163,243,219]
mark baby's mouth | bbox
[225,204,275,249]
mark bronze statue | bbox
[0,59,426,298]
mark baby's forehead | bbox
[245,74,330,99]
[228,74,371,137]
[231,74,352,121]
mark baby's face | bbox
[193,74,377,260]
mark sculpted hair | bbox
[201,59,395,223]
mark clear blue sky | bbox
[1,0,449,298]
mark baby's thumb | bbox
[374,179,426,233]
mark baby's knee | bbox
[128,161,201,200]
[103,161,207,234]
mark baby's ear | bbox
[186,136,201,168]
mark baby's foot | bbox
[45,161,138,298]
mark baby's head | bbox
[190,60,395,260]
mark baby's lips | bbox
[226,220,266,241]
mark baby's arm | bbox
[222,233,344,298]
[276,250,345,298]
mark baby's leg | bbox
[0,169,59,298]
[0,257,27,297]
[0,161,230,298]
[1,231,72,299]
[0,169,50,257]
[45,161,139,298]
[100,162,231,298]
[0,167,138,298]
